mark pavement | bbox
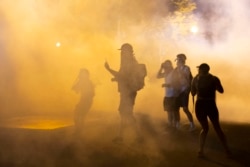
[0,112,249,167]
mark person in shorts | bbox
[104,43,144,143]
[174,53,195,131]
[157,60,179,128]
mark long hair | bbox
[119,49,138,73]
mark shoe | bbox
[175,122,180,129]
[189,123,195,131]
[112,136,123,143]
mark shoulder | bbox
[183,65,191,73]
[183,65,190,70]
[192,75,199,82]
[213,75,221,83]
[209,74,219,80]
[208,74,221,84]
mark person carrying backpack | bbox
[104,43,146,143]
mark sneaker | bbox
[175,122,180,129]
[189,123,196,131]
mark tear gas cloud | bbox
[0,0,249,128]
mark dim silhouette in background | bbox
[72,68,95,134]
[174,53,195,131]
[191,63,231,158]
[104,43,146,143]
[157,60,180,128]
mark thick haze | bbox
[0,0,250,126]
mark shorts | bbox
[176,91,190,108]
[163,97,178,112]
[195,99,219,123]
[118,91,137,117]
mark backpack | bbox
[130,63,147,91]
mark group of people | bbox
[157,53,231,158]
[73,42,231,158]
[157,53,195,131]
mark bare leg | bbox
[183,107,195,130]
[198,118,209,156]
[168,111,174,127]
[183,106,194,122]
[175,109,180,129]
[113,117,126,142]
[210,119,231,156]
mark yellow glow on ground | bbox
[0,116,73,129]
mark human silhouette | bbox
[157,60,180,128]
[191,63,231,158]
[104,43,146,143]
[174,53,195,131]
[72,68,95,134]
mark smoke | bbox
[0,0,249,129]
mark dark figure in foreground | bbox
[175,53,195,131]
[157,60,180,128]
[72,68,95,134]
[191,63,231,158]
[104,43,146,143]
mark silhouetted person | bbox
[72,68,95,134]
[191,63,231,158]
[104,43,146,143]
[157,60,180,128]
[174,53,195,131]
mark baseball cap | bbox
[197,63,210,72]
[118,43,133,51]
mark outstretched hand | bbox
[104,62,110,70]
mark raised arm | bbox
[157,63,166,79]
[104,62,118,77]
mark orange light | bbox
[0,116,73,130]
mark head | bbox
[119,43,133,54]
[197,63,210,75]
[119,43,136,66]
[78,68,89,78]
[162,60,173,70]
[176,53,186,66]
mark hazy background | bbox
[0,0,249,129]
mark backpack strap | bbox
[192,95,195,113]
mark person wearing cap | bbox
[191,63,231,158]
[104,43,143,143]
[174,53,195,131]
[157,60,180,128]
